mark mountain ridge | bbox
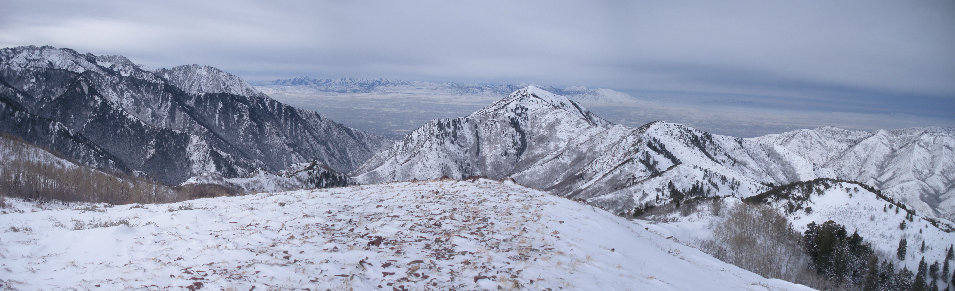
[355,86,955,221]
[0,45,387,185]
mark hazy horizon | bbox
[3,0,953,135]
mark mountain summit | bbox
[352,86,621,182]
[156,64,265,97]
[477,85,608,126]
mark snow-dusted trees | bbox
[803,220,921,290]
[944,259,950,284]
[803,221,874,285]
[698,204,836,288]
[667,181,684,208]
[899,238,909,260]
[947,244,954,261]
[914,257,928,291]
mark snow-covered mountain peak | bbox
[639,120,688,133]
[94,54,133,67]
[638,121,716,142]
[155,64,264,97]
[496,85,574,110]
[476,86,609,127]
[1,45,103,75]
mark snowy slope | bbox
[355,86,955,221]
[0,133,180,203]
[156,64,266,98]
[747,180,955,272]
[0,45,387,186]
[647,180,955,276]
[182,161,354,193]
[0,133,81,172]
[353,88,784,214]
[756,127,955,221]
[0,179,808,290]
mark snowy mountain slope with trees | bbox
[0,179,809,290]
[756,127,955,222]
[641,179,955,290]
[0,133,180,204]
[157,64,266,98]
[744,180,954,274]
[0,46,387,188]
[181,161,354,194]
[354,86,955,222]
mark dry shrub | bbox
[699,203,842,290]
[174,183,241,200]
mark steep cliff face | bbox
[0,45,387,184]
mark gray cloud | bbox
[2,0,953,125]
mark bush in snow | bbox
[698,203,838,289]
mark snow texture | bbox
[0,179,809,290]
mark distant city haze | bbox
[255,78,954,138]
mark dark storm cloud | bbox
[2,0,953,119]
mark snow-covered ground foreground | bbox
[1,179,809,290]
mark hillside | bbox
[646,179,955,279]
[0,179,809,290]
[0,45,387,186]
[354,86,955,222]
[0,132,182,204]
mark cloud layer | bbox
[2,0,953,123]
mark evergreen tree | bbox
[899,238,908,260]
[923,240,927,253]
[668,181,684,208]
[947,244,954,261]
[879,261,895,289]
[943,259,950,283]
[931,261,940,284]
[896,267,915,291]
[863,256,880,291]
[803,220,875,286]
[915,257,929,291]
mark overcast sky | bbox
[2,0,953,126]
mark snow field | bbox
[1,179,808,290]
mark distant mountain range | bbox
[353,86,955,222]
[2,46,952,223]
[0,46,387,186]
